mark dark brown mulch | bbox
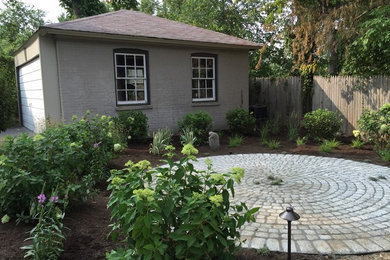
[0,133,388,259]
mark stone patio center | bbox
[194,154,390,254]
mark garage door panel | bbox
[20,89,44,99]
[19,72,42,85]
[20,96,45,110]
[19,58,45,133]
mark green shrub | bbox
[180,128,197,146]
[302,109,343,141]
[149,128,172,155]
[116,110,149,140]
[296,136,307,146]
[0,113,123,220]
[178,111,212,145]
[378,149,390,162]
[267,139,280,149]
[226,108,256,135]
[229,135,243,147]
[107,145,259,259]
[320,139,340,153]
[351,139,365,149]
[357,103,390,149]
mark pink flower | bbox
[50,196,59,203]
[37,194,46,204]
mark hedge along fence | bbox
[250,76,390,135]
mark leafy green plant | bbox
[270,114,281,135]
[351,139,365,149]
[260,122,270,145]
[180,128,197,146]
[288,127,299,141]
[0,112,123,220]
[178,111,212,145]
[320,139,340,153]
[226,108,256,136]
[21,187,68,259]
[229,135,243,147]
[149,128,172,155]
[378,149,390,162]
[296,136,307,146]
[267,139,280,149]
[302,109,343,141]
[357,103,390,149]
[107,145,259,259]
[257,246,271,256]
[116,110,149,140]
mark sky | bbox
[0,0,65,23]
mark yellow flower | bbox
[352,130,360,138]
[231,167,245,184]
[133,188,155,201]
[211,174,226,185]
[101,115,107,120]
[134,160,152,171]
[181,143,198,160]
[209,195,223,207]
[124,160,134,168]
[111,177,125,186]
[1,214,10,224]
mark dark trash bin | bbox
[249,105,268,127]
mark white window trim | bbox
[115,52,148,105]
[192,56,216,102]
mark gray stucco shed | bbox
[14,10,261,133]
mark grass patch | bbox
[351,139,365,149]
[267,139,280,149]
[320,139,340,153]
[229,135,243,147]
[296,137,307,147]
[257,246,271,256]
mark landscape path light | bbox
[279,207,300,260]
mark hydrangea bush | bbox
[0,112,126,220]
[106,144,259,260]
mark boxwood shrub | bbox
[226,108,256,135]
[178,111,212,145]
[302,109,343,141]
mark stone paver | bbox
[193,154,390,254]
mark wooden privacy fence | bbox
[250,76,390,135]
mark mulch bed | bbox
[1,133,389,259]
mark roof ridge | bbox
[44,10,122,27]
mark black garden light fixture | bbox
[279,207,300,260]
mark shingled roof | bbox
[43,10,260,49]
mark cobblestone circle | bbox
[193,154,390,254]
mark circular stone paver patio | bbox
[193,154,390,255]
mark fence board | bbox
[250,76,390,135]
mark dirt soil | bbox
[0,133,389,260]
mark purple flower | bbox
[50,196,59,203]
[93,142,99,148]
[37,194,46,204]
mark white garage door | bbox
[19,58,45,133]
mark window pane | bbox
[207,89,213,98]
[207,59,213,68]
[136,79,144,90]
[117,67,125,77]
[127,91,136,101]
[200,59,206,68]
[117,90,126,101]
[200,80,205,89]
[117,79,125,89]
[192,80,198,89]
[136,68,144,77]
[127,67,135,77]
[136,56,144,66]
[116,55,125,65]
[200,89,206,98]
[126,55,134,66]
[192,89,199,98]
[192,69,199,78]
[200,69,206,78]
[137,91,145,100]
[126,80,136,90]
[207,69,213,78]
[192,58,198,68]
[207,79,213,88]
